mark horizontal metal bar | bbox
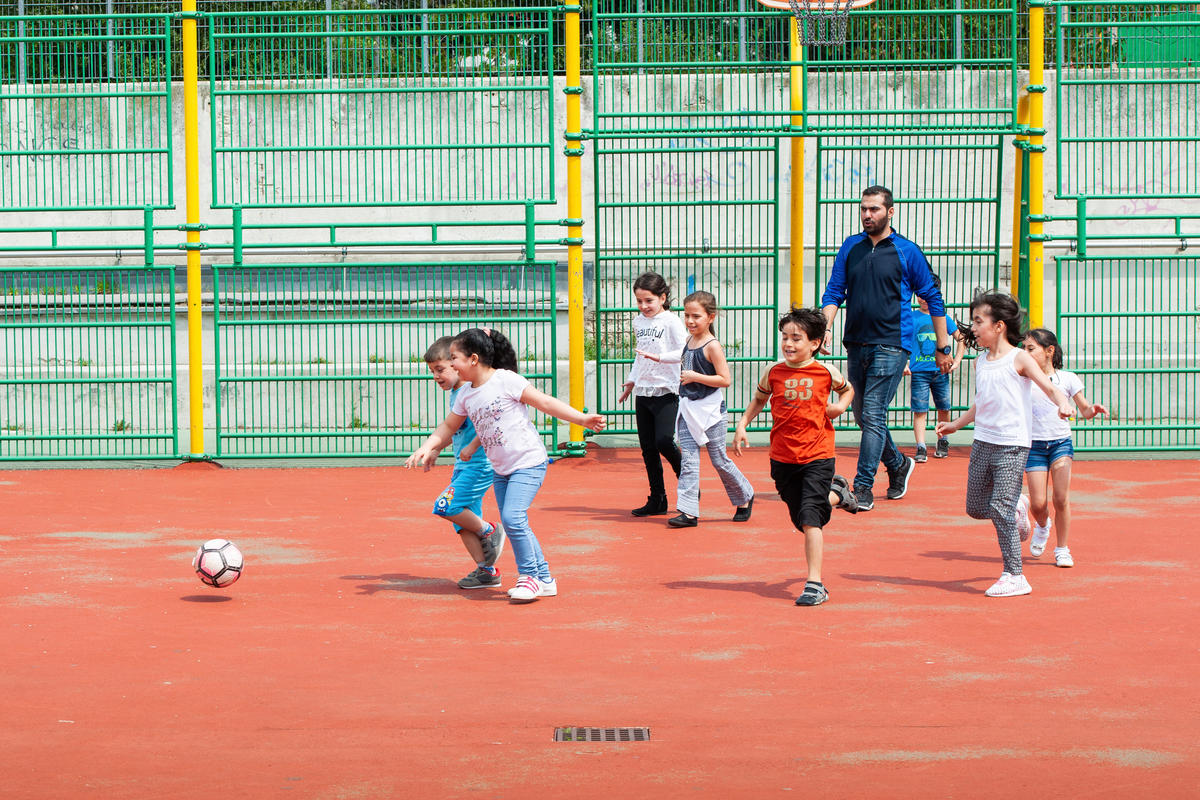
[211,83,550,98]
[0,376,172,385]
[214,315,555,327]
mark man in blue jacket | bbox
[820,186,952,511]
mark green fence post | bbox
[144,207,155,267]
[1075,196,1087,259]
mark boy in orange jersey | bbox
[733,307,856,607]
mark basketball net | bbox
[787,0,852,46]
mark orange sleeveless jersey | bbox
[763,360,841,465]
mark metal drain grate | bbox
[554,727,650,742]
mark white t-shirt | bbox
[626,310,688,397]
[972,347,1033,447]
[1031,369,1083,441]
[451,369,548,476]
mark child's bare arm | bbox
[1073,390,1108,420]
[825,365,853,420]
[405,413,464,471]
[936,403,975,437]
[1016,350,1072,418]
[459,435,481,461]
[521,386,607,431]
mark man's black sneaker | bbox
[853,487,874,512]
[886,455,916,500]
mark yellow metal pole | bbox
[565,4,585,444]
[1028,3,1046,328]
[182,0,204,457]
[1011,93,1029,295]
[789,16,805,309]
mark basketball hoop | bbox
[754,0,877,47]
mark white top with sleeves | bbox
[626,310,688,397]
[972,347,1033,447]
[450,369,547,476]
[1031,369,1083,441]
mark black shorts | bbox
[770,457,835,531]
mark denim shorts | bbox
[909,370,951,413]
[432,457,494,519]
[1025,437,1075,472]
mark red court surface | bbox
[2,447,1197,799]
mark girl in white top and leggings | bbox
[937,293,1072,598]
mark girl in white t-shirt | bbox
[407,328,606,603]
[618,272,688,517]
[1017,328,1108,568]
[937,293,1071,598]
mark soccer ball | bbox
[192,539,244,588]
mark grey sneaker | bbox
[853,487,874,512]
[914,445,928,463]
[934,437,950,458]
[831,474,859,514]
[479,522,505,568]
[794,581,828,606]
[457,566,501,590]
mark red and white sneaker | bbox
[508,575,557,603]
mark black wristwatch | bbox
[937,344,952,356]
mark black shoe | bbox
[853,487,874,512]
[914,445,928,463]
[934,437,950,458]
[631,494,668,517]
[732,496,753,522]
[886,456,916,500]
[667,512,698,528]
[794,581,828,606]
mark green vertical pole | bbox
[1076,196,1087,258]
[143,206,155,266]
[1017,146,1030,319]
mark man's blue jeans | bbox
[845,343,909,492]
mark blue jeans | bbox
[845,343,909,492]
[492,461,550,581]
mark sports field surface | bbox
[3,447,1197,799]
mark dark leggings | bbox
[635,393,682,496]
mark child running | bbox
[1017,327,1108,568]
[669,290,754,528]
[905,273,966,462]
[733,307,858,607]
[422,336,506,590]
[936,293,1072,598]
[618,272,688,517]
[406,328,606,603]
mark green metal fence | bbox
[1055,254,1199,451]
[0,262,178,459]
[814,135,1005,432]
[209,212,562,458]
[207,6,557,208]
[588,1,786,432]
[1046,1,1200,451]
[0,12,173,210]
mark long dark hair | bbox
[683,290,718,338]
[633,271,672,310]
[1025,327,1064,369]
[957,291,1024,350]
[453,327,519,373]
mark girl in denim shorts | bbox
[1017,328,1109,568]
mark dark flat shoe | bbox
[667,512,698,528]
[732,496,753,522]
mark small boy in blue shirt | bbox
[423,337,506,589]
[906,274,964,462]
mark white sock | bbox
[1054,546,1069,555]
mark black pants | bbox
[635,393,682,496]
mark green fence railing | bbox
[0,12,174,211]
[206,6,558,208]
[210,211,562,458]
[0,262,178,459]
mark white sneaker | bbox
[1030,518,1052,558]
[508,575,557,603]
[1055,548,1074,568]
[1015,494,1031,542]
[985,572,1032,597]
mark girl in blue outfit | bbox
[407,328,606,603]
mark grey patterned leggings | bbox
[676,417,754,517]
[966,441,1030,575]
